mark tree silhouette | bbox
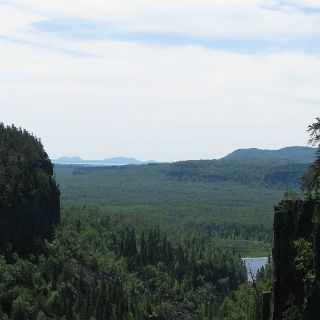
[303,118,320,198]
[307,117,320,149]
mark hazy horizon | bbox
[51,145,315,163]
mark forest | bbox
[0,121,319,319]
[54,155,309,256]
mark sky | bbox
[0,0,320,161]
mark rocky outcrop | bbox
[265,199,320,320]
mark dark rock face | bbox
[262,292,271,320]
[266,200,320,320]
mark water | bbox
[242,257,269,281]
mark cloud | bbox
[3,1,320,40]
[286,0,320,9]
[0,1,319,160]
[0,34,319,160]
[1,0,320,56]
[27,17,320,54]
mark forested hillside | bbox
[223,147,316,163]
[1,122,316,319]
[0,206,249,320]
[0,124,255,319]
[54,157,308,256]
[262,118,320,320]
[0,124,60,254]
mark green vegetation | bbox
[0,124,247,319]
[0,124,60,254]
[1,120,317,319]
[217,261,272,320]
[0,207,247,319]
[293,238,314,282]
[303,118,320,199]
[222,146,316,163]
[54,158,307,256]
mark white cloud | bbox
[288,0,320,8]
[2,0,320,41]
[0,4,41,38]
[0,35,319,160]
[0,1,319,160]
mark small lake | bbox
[242,257,269,281]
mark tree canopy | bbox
[303,118,320,198]
[307,117,320,149]
[0,123,60,254]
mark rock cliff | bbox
[264,199,320,320]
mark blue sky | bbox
[0,0,320,161]
[32,17,320,54]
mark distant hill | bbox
[53,156,156,166]
[54,146,317,166]
[222,146,317,163]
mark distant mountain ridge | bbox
[53,156,156,166]
[54,146,317,166]
[222,146,317,163]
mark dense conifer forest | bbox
[1,121,319,319]
[0,124,60,254]
[54,154,310,256]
